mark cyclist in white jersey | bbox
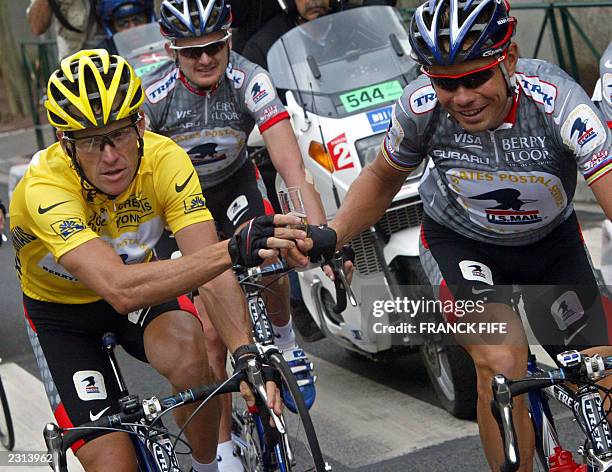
[300,0,612,470]
[598,42,612,128]
[142,1,326,468]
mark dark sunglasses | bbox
[171,32,231,60]
[429,68,495,92]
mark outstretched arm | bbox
[27,0,53,35]
[263,119,327,225]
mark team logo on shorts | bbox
[459,260,494,285]
[73,370,107,401]
[550,291,586,343]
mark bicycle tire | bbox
[0,377,15,451]
[268,352,327,472]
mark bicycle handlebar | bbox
[234,252,357,315]
[491,352,612,472]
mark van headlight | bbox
[355,134,426,181]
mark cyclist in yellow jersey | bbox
[9,49,307,472]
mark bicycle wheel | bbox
[268,352,328,472]
[0,377,15,450]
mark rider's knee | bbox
[168,330,211,386]
[469,345,528,393]
[76,432,137,471]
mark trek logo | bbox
[175,171,194,193]
[582,395,612,452]
[555,390,574,409]
[469,188,542,225]
[73,370,107,401]
[561,104,605,157]
[366,106,392,133]
[145,69,178,104]
[51,218,86,240]
[249,297,272,340]
[153,437,180,471]
[245,73,275,112]
[516,73,557,114]
[183,193,207,214]
[226,63,245,89]
[453,134,483,150]
[409,84,437,114]
[38,200,69,214]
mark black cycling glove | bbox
[306,225,337,264]
[228,216,276,267]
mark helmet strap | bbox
[498,61,516,98]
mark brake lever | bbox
[43,423,66,472]
[491,375,520,472]
[246,359,286,434]
[332,249,357,307]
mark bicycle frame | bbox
[235,261,294,471]
[493,351,612,472]
[102,333,181,472]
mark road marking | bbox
[0,362,83,471]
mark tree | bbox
[0,0,30,121]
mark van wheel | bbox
[397,257,477,419]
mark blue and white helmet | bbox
[408,0,516,66]
[99,0,155,38]
[159,0,232,39]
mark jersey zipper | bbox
[488,130,500,170]
[204,94,208,126]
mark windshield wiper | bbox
[389,33,405,57]
[307,55,321,79]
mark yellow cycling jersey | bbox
[10,131,212,304]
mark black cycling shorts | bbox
[419,211,611,359]
[155,160,274,259]
[23,294,199,452]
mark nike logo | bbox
[606,60,612,69]
[175,171,194,193]
[553,93,572,125]
[38,200,70,214]
[89,406,110,421]
[471,287,495,295]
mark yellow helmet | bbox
[45,49,144,132]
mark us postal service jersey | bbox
[10,131,212,303]
[142,51,289,189]
[382,58,611,245]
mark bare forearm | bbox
[591,174,612,220]
[331,166,405,248]
[110,240,232,313]
[197,269,252,351]
[27,0,52,35]
[286,175,327,225]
